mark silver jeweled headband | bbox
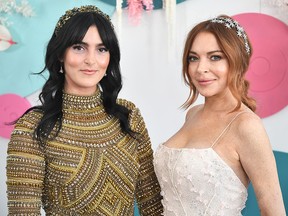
[210,17,251,54]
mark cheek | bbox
[98,55,110,69]
[187,71,196,86]
[188,65,196,78]
[64,55,82,68]
[219,68,229,80]
[217,61,229,73]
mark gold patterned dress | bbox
[6,89,163,216]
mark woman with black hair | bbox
[6,5,163,215]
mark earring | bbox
[104,73,107,76]
[59,66,63,73]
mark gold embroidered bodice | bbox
[6,90,163,215]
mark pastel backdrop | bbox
[0,0,287,215]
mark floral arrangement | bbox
[0,0,35,26]
[116,0,154,24]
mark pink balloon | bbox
[0,94,31,139]
[233,13,288,118]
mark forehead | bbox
[191,32,220,52]
[82,25,102,43]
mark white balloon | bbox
[0,25,14,51]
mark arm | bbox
[6,112,45,215]
[130,107,163,216]
[237,114,286,216]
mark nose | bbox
[84,50,96,65]
[197,59,209,73]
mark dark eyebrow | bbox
[189,50,223,55]
[207,50,223,55]
[189,51,197,55]
[73,41,106,47]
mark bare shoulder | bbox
[234,111,271,153]
[236,111,266,138]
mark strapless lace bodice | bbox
[153,144,248,216]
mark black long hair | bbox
[22,11,135,145]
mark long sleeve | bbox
[6,112,45,215]
[129,107,163,216]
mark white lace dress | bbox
[153,113,248,216]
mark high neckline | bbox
[62,88,102,110]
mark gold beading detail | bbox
[6,90,163,215]
[55,5,113,36]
